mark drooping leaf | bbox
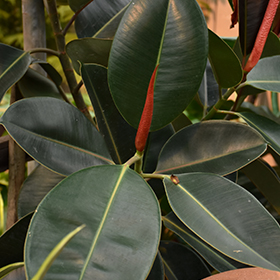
[0,97,114,176]
[198,60,220,109]
[244,56,280,92]
[241,158,280,215]
[156,120,266,175]
[18,68,63,99]
[143,124,174,173]
[25,165,161,280]
[81,64,136,164]
[66,39,112,74]
[17,165,64,219]
[237,112,280,155]
[37,62,63,87]
[208,29,242,88]
[239,0,269,56]
[159,241,211,280]
[31,225,86,280]
[0,213,33,267]
[0,43,32,101]
[261,31,280,58]
[0,262,24,279]
[163,172,280,270]
[108,0,208,130]
[146,252,164,280]
[163,212,247,272]
[75,0,130,38]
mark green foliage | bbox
[1,0,280,279]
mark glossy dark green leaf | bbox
[171,113,192,132]
[25,165,161,280]
[31,225,86,280]
[66,39,112,74]
[0,263,24,279]
[75,0,130,38]
[163,173,280,270]
[239,0,269,56]
[163,212,246,272]
[146,252,164,280]
[0,98,114,176]
[159,241,211,280]
[0,213,33,267]
[81,64,136,164]
[143,124,174,173]
[0,43,32,101]
[208,29,242,88]
[198,60,220,109]
[17,165,64,219]
[37,62,62,87]
[18,68,63,99]
[108,0,208,130]
[261,31,280,58]
[242,159,280,215]
[68,0,92,12]
[244,56,280,92]
[238,112,280,155]
[156,120,267,175]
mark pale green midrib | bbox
[162,216,237,270]
[83,67,121,164]
[79,166,127,279]
[2,122,114,164]
[171,180,279,270]
[93,3,130,38]
[156,142,266,173]
[156,0,170,66]
[0,52,29,79]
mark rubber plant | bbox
[1,0,280,279]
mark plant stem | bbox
[6,85,26,230]
[29,47,60,57]
[124,152,142,168]
[202,87,236,120]
[134,151,143,174]
[44,0,94,124]
[142,173,166,180]
[62,0,94,36]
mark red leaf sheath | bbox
[135,65,159,152]
[244,0,280,73]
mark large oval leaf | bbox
[208,29,242,88]
[75,0,130,38]
[25,165,161,280]
[163,173,280,270]
[66,39,112,74]
[239,0,269,56]
[0,43,32,101]
[244,56,280,92]
[81,64,136,164]
[108,0,208,130]
[18,68,63,99]
[237,112,280,155]
[241,158,280,215]
[159,241,211,280]
[0,213,33,267]
[0,98,113,176]
[17,165,64,219]
[156,120,267,175]
[163,212,246,272]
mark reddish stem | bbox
[135,65,159,152]
[244,0,280,73]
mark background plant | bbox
[1,0,280,279]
